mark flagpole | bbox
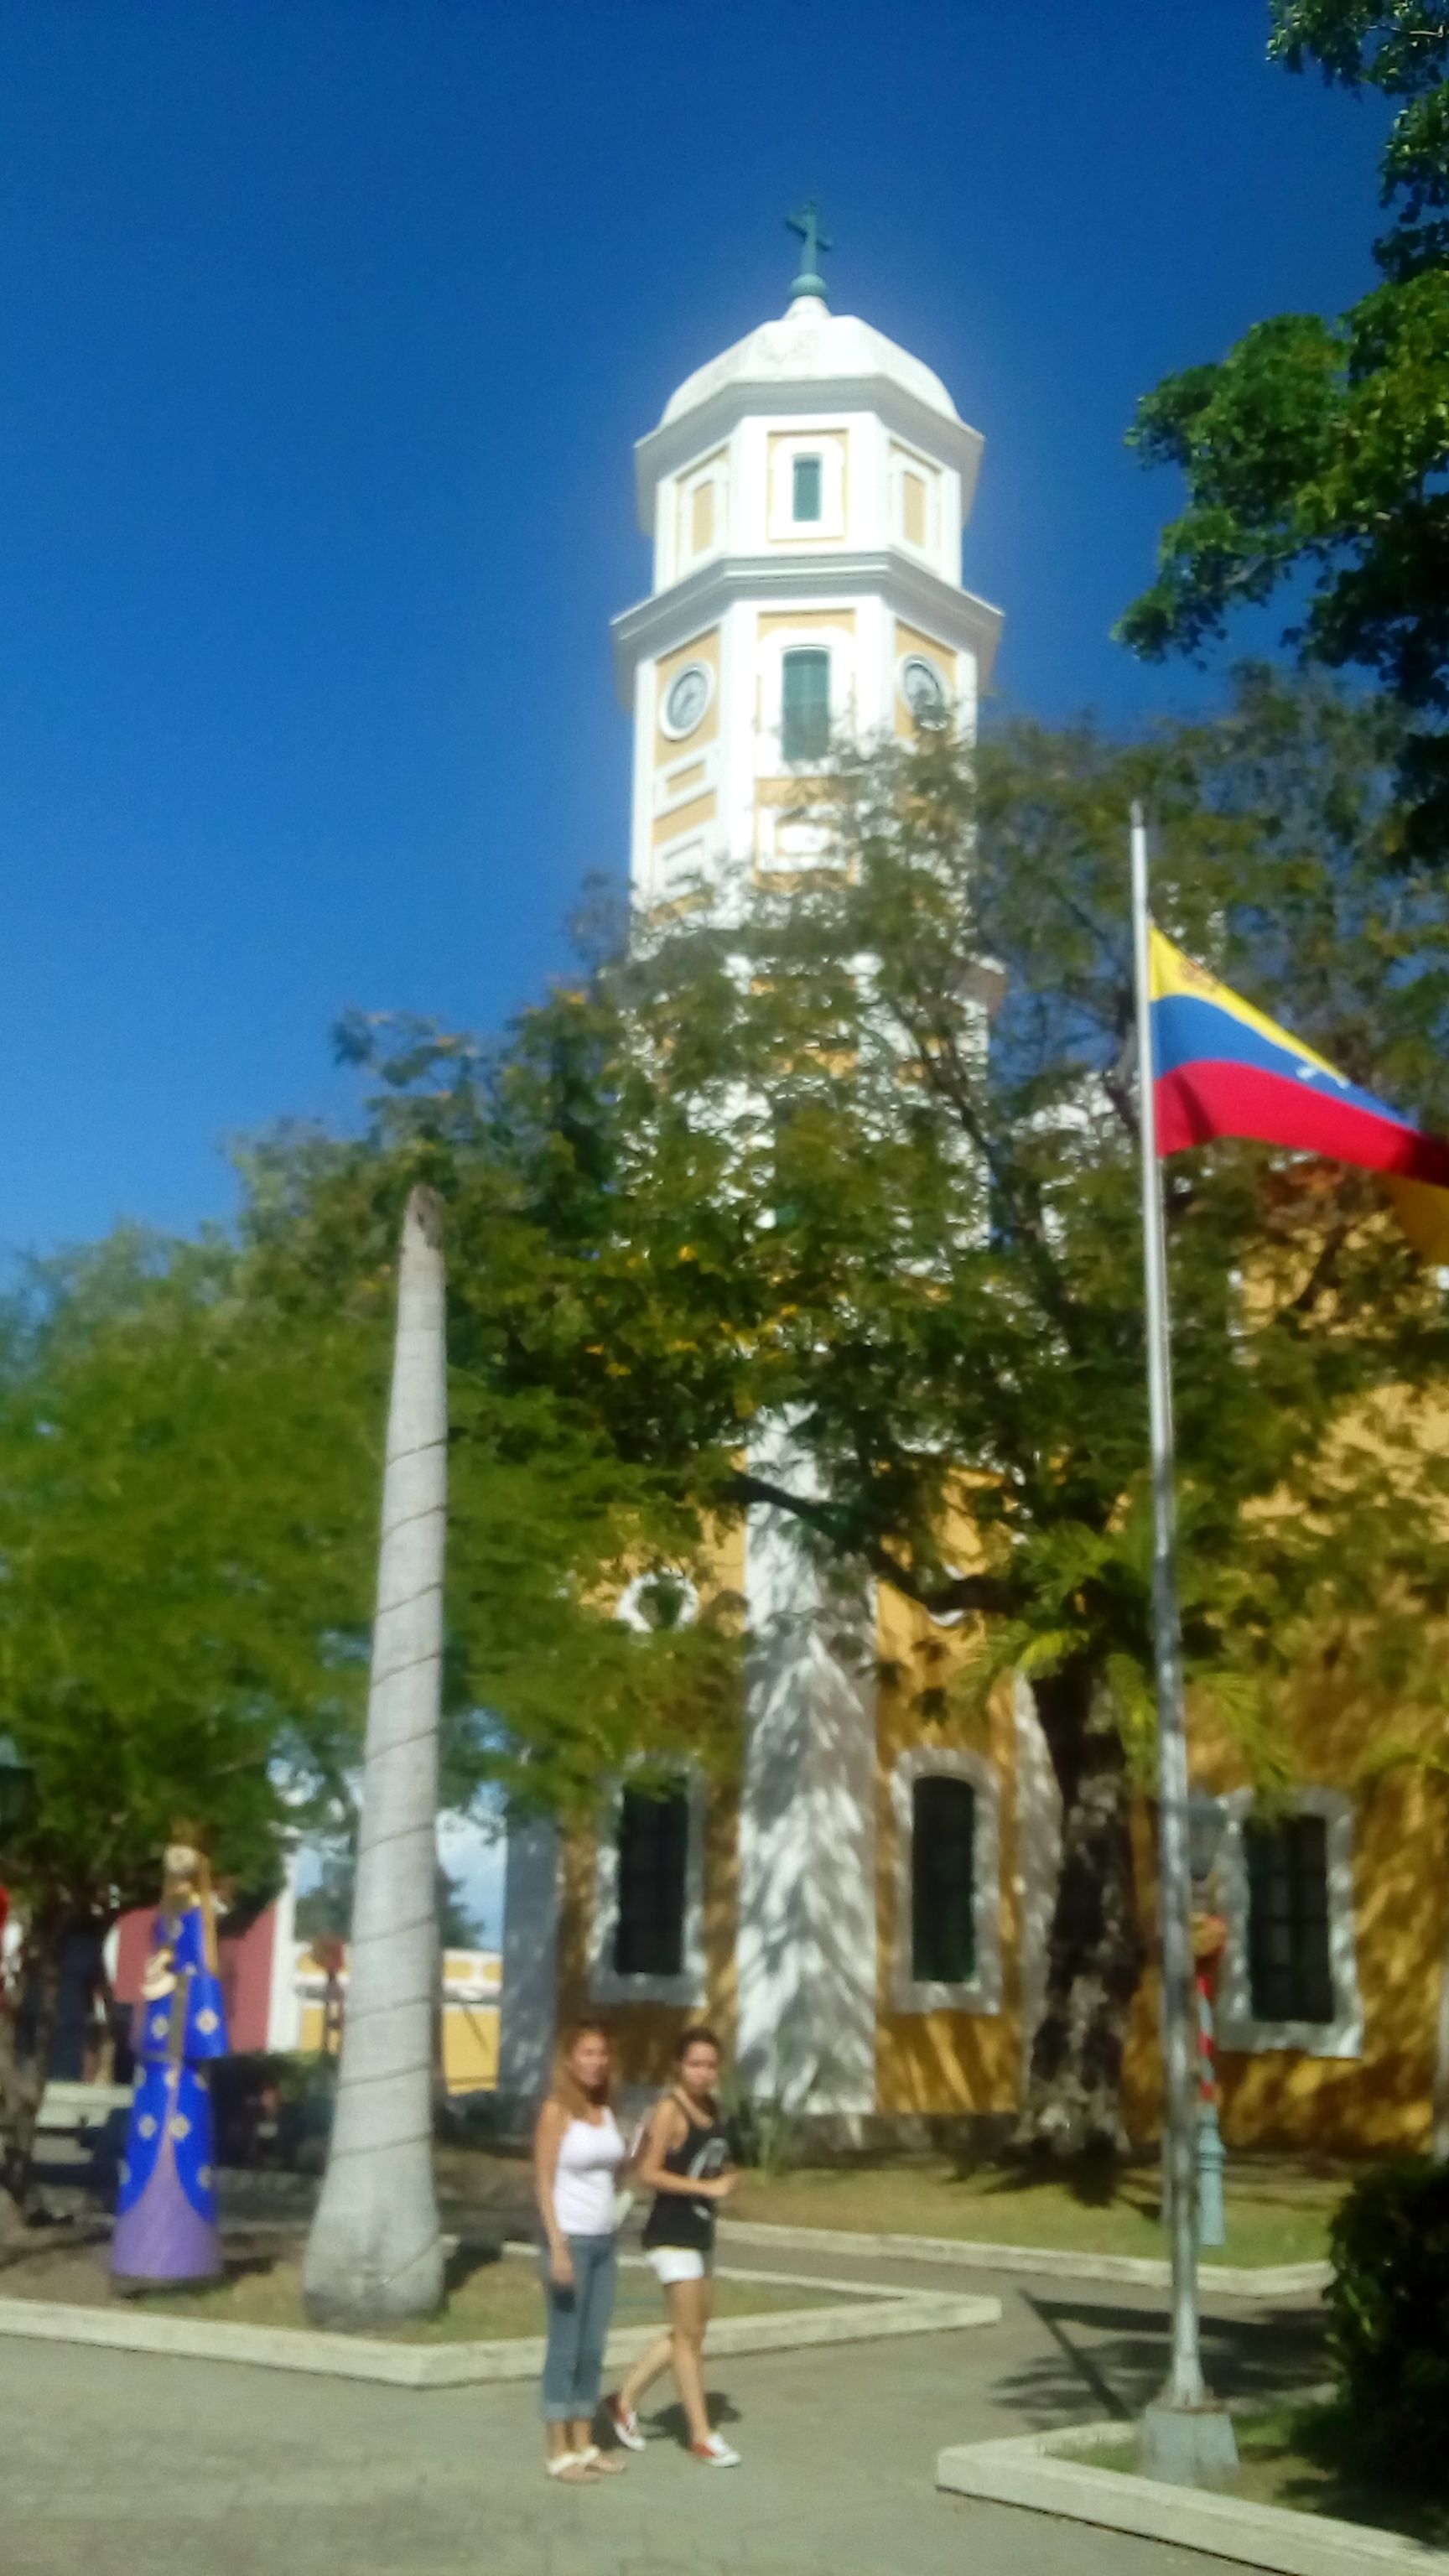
[1131,805,1235,2467]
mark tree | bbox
[1119,4,1449,860]
[236,1052,744,1832]
[0,1230,376,2213]
[324,673,1449,2151]
[296,1852,483,1949]
[304,1187,447,2328]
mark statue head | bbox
[163,1827,210,1907]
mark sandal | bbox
[545,2453,598,2484]
[575,2445,627,2476]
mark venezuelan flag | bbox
[1150,926,1449,1260]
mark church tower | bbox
[613,208,1000,909]
[499,222,1009,2127]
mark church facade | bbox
[498,242,1449,2158]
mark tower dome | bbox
[659,297,962,436]
[612,221,1003,909]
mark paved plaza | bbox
[0,2245,1326,2576]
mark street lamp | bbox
[0,1735,35,1845]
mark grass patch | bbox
[1094,2400,1449,2548]
[731,2155,1344,2267]
[0,2237,855,2344]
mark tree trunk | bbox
[1016,1659,1146,2158]
[1431,1914,1449,2163]
[304,1187,447,2326]
[0,1918,63,2229]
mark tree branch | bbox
[727,1468,1014,1618]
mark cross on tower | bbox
[786,200,833,304]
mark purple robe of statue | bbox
[111,1899,228,2283]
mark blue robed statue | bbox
[112,1838,229,2285]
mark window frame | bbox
[780,646,833,765]
[767,431,846,542]
[791,453,823,524]
[589,1763,707,2009]
[1209,1786,1363,2059]
[891,1747,1002,2015]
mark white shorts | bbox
[647,2246,711,2287]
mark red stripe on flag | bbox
[1156,1062,1449,1187]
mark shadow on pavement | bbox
[992,2293,1328,2427]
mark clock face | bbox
[901,655,948,727]
[662,662,711,738]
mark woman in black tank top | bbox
[640,2096,730,2254]
[605,2028,741,2468]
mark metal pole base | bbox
[1140,2401,1239,2486]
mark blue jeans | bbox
[538,2233,617,2424]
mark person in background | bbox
[533,2020,630,2484]
[607,2025,740,2468]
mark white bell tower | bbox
[612,222,1005,2123]
[613,208,1001,910]
[500,226,1007,2130]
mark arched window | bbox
[781,647,831,761]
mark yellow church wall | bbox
[542,1473,1449,2147]
[555,1827,594,2040]
[756,608,857,640]
[753,776,834,809]
[653,627,720,765]
[1119,1669,1449,2153]
[652,790,717,848]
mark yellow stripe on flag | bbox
[1148,927,1341,1081]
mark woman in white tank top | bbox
[532,2021,631,2483]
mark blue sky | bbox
[1,1,1386,1256]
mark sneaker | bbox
[606,2397,647,2454]
[690,2434,741,2467]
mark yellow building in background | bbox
[296,1944,501,2096]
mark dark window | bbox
[1245,1812,1333,2024]
[614,1781,689,1978]
[911,1774,976,1985]
[792,454,823,522]
[781,648,831,761]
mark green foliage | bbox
[594,676,1449,1741]
[310,671,1449,1773]
[1327,2157,1449,2488]
[294,1846,486,1947]
[1120,6,1449,857]
[0,1229,377,1936]
[236,1064,744,1825]
[1271,3,1449,279]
